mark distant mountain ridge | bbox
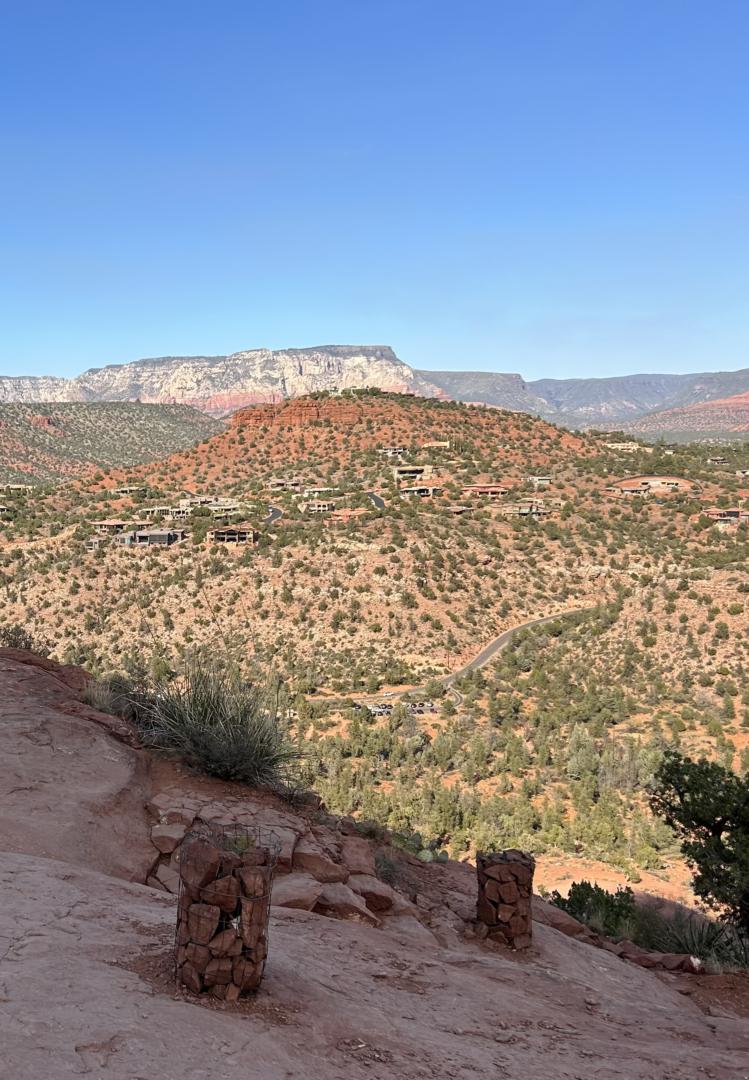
[2,345,749,432]
[0,346,445,417]
[618,389,749,441]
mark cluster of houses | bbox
[605,475,700,498]
[88,490,261,551]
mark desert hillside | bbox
[2,645,748,1079]
[621,390,749,440]
[1,392,748,893]
[0,401,223,483]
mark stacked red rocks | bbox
[175,828,278,1000]
[476,850,534,949]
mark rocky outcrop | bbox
[0,346,445,416]
[1,650,747,1077]
[0,648,152,881]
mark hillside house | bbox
[525,475,551,487]
[85,536,107,552]
[142,505,174,519]
[111,485,147,497]
[605,476,698,497]
[462,483,509,499]
[376,447,406,457]
[117,528,186,548]
[91,519,149,535]
[303,487,335,497]
[178,495,217,508]
[392,464,433,482]
[707,456,729,466]
[400,485,442,499]
[2,483,36,494]
[267,477,304,492]
[304,500,336,514]
[209,501,241,517]
[421,440,450,450]
[736,469,749,478]
[500,499,551,519]
[603,441,652,454]
[208,523,258,544]
[703,507,749,527]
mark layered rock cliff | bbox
[1,346,444,416]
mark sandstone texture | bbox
[0,346,444,416]
[1,650,748,1078]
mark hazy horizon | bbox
[2,345,748,385]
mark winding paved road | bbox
[265,505,284,525]
[443,607,589,705]
[366,491,385,510]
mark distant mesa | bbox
[2,345,749,436]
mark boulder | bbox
[151,823,187,854]
[271,872,323,911]
[200,874,240,913]
[207,929,243,957]
[204,957,233,987]
[180,840,223,891]
[292,838,348,883]
[187,903,221,945]
[238,866,270,899]
[184,943,211,973]
[314,882,380,926]
[341,835,377,876]
[348,873,395,912]
[154,862,181,894]
[266,826,299,871]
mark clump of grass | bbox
[132,658,300,790]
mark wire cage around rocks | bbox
[476,849,535,950]
[175,822,280,1000]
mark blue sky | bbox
[2,1,748,380]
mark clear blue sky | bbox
[2,1,748,380]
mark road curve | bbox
[265,505,284,525]
[366,491,385,510]
[444,607,589,702]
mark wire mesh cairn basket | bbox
[175,822,280,999]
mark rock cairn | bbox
[476,850,534,949]
[175,824,279,1000]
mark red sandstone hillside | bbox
[621,389,749,438]
[2,646,748,1078]
[101,393,590,491]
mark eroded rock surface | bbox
[1,650,748,1078]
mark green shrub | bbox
[132,658,300,790]
[550,880,636,937]
[0,622,51,657]
[552,880,749,970]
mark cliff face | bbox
[1,346,445,416]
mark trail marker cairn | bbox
[175,824,279,999]
[476,849,534,949]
